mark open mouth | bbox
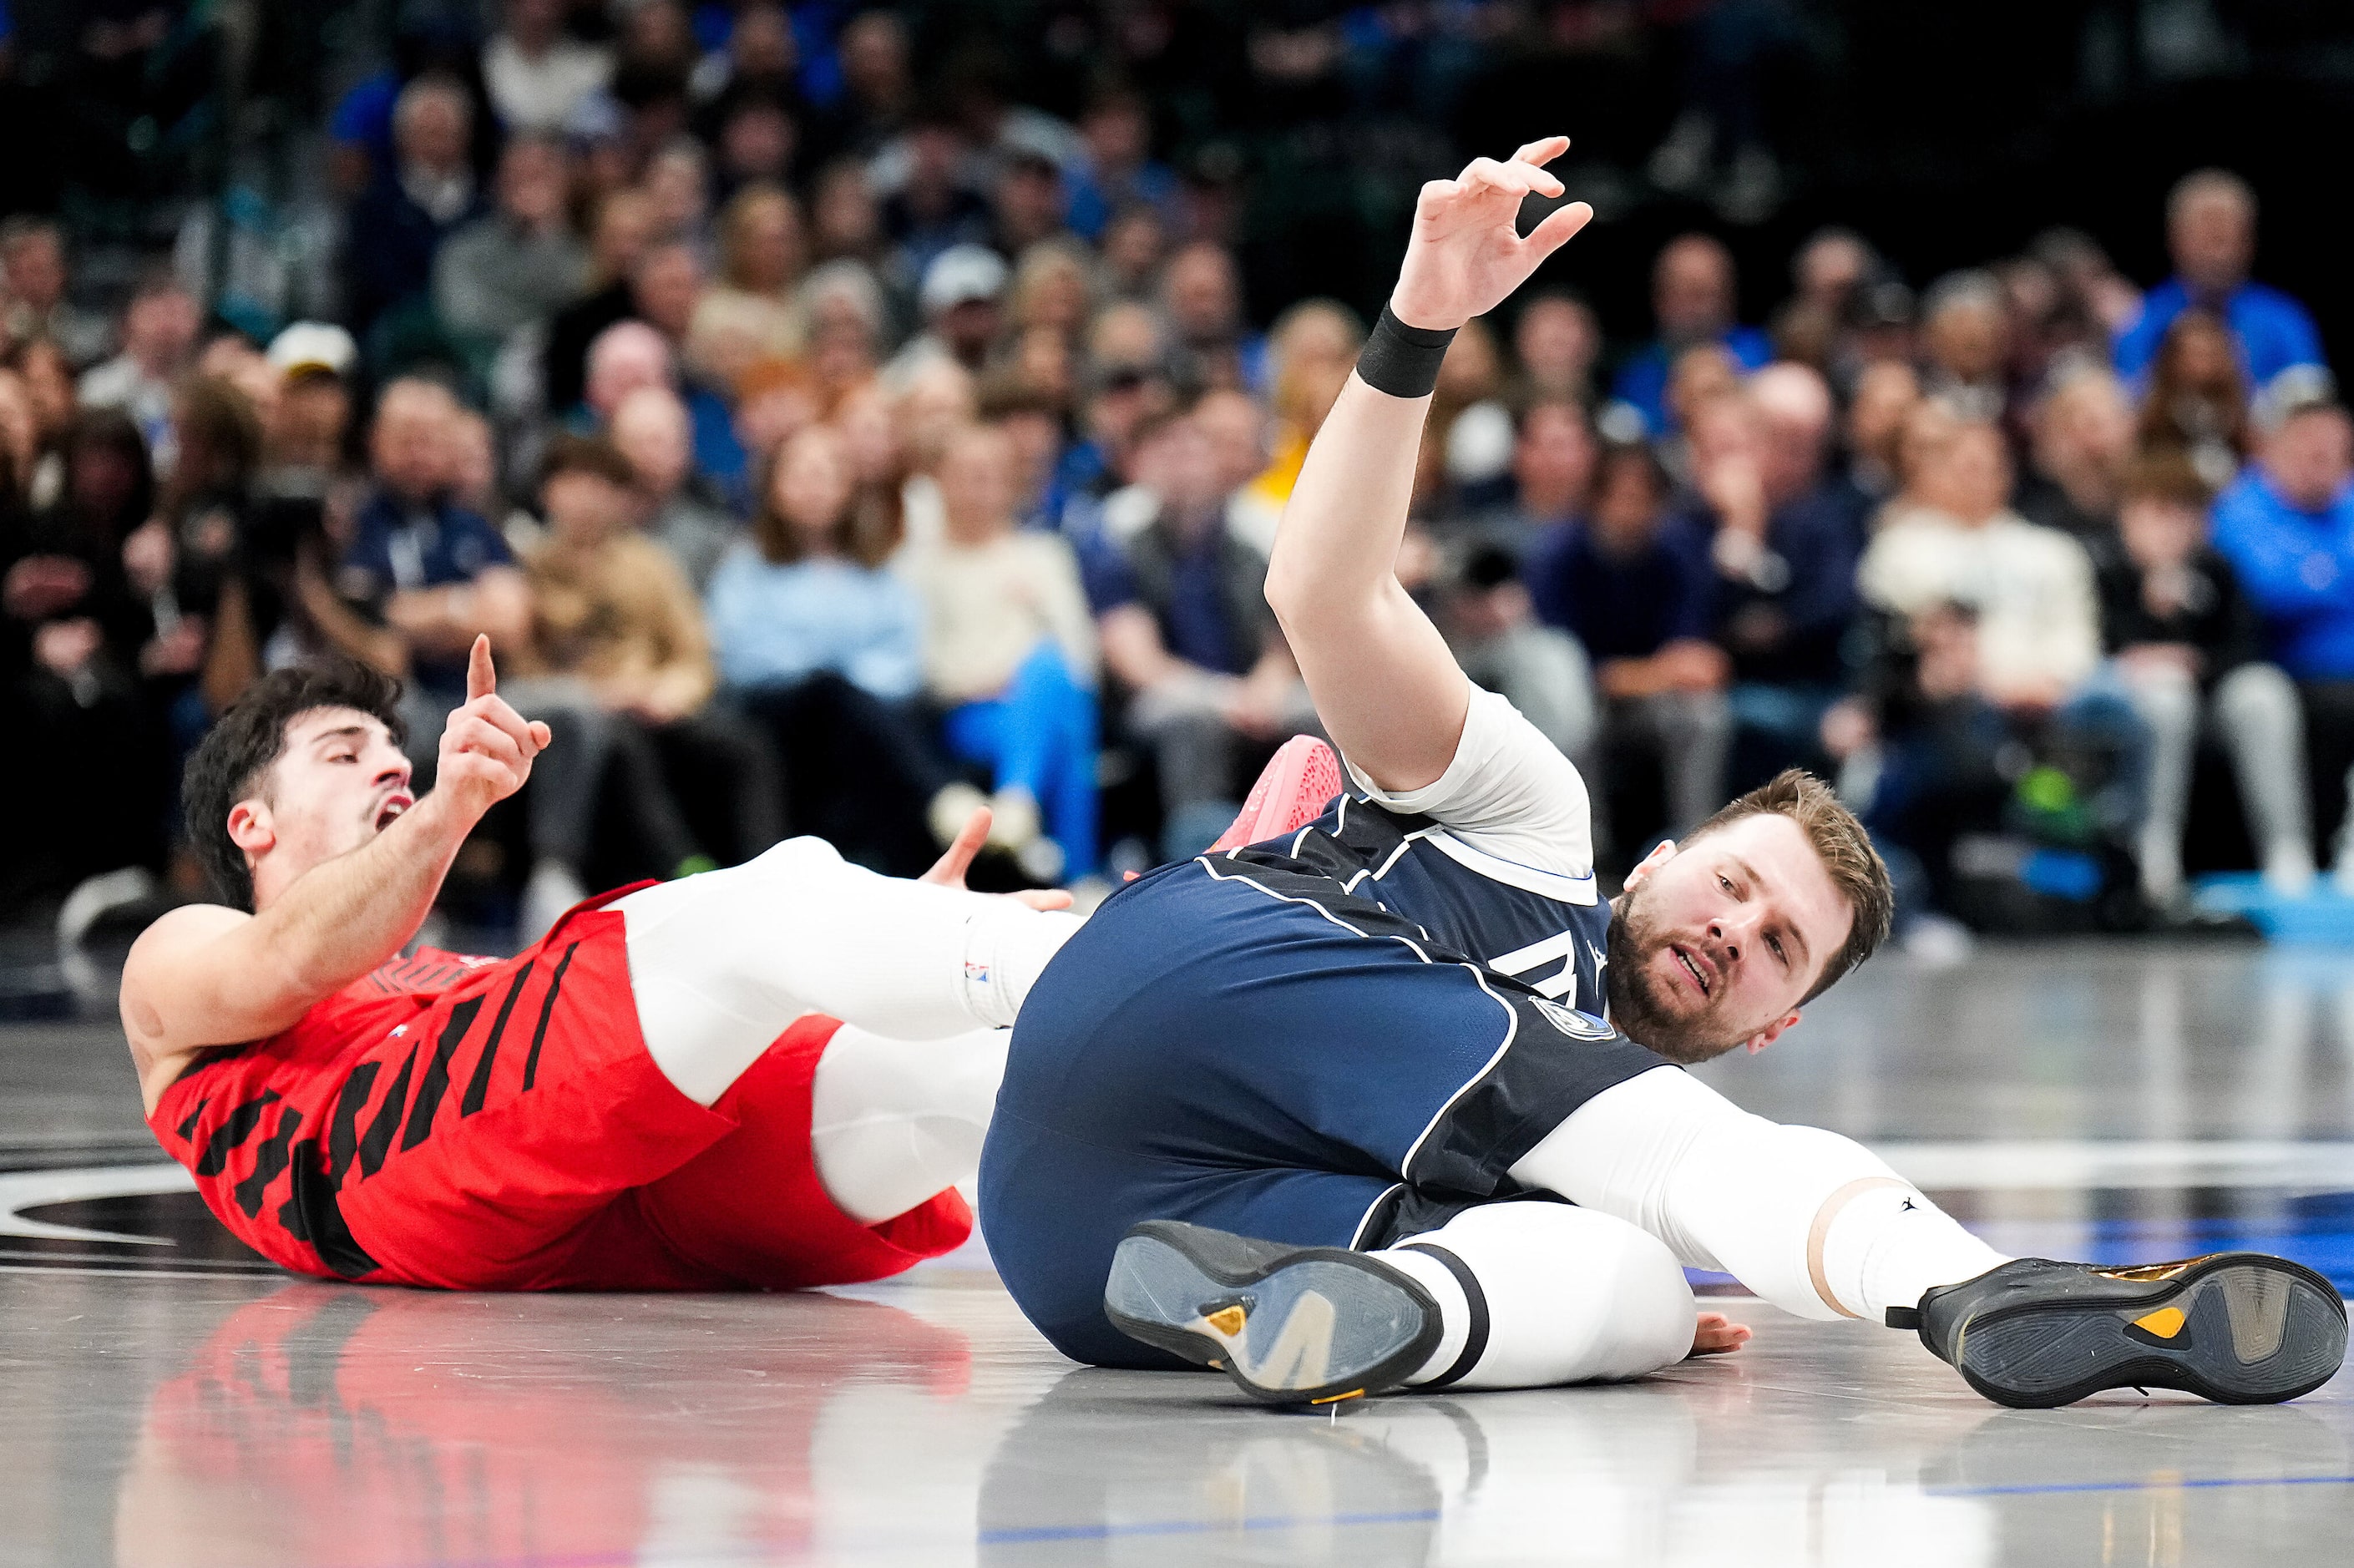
[1672,944,1711,998]
[375,794,413,832]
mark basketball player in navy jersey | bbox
[980,139,2346,1411]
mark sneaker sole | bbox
[1952,1253,2347,1409]
[1103,1220,1439,1406]
[1207,737,1344,855]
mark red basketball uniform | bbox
[145,889,973,1289]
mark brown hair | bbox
[2118,448,2213,510]
[751,427,901,569]
[170,375,263,501]
[184,659,407,911]
[1683,768,1893,1004]
[976,374,1065,422]
[2137,308,2250,462]
[540,432,638,490]
[716,182,803,291]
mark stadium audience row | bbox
[1,6,2347,947]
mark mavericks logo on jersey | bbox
[1533,997,1617,1042]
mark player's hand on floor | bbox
[923,806,1076,911]
[436,636,552,817]
[1390,136,1594,331]
[1690,1311,1753,1358]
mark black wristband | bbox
[1355,304,1458,399]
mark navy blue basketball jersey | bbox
[1242,791,1615,1019]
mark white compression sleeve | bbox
[1374,1201,1697,1389]
[618,836,1079,1106]
[1509,1067,2008,1322]
[809,1025,1008,1225]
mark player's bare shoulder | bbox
[121,903,256,1101]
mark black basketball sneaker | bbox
[1105,1220,1443,1406]
[1889,1253,2347,1409]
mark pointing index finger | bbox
[1512,135,1572,168]
[466,635,495,702]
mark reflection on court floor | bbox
[6,941,2354,1565]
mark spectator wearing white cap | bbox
[256,324,359,507]
[884,243,1008,383]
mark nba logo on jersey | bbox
[1534,997,1617,1041]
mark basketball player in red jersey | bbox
[122,639,1081,1288]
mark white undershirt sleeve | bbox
[1342,685,1596,879]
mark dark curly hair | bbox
[184,660,407,910]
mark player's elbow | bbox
[1263,551,1302,618]
[1263,551,1334,635]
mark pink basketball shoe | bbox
[1207,736,1345,854]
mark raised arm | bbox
[1263,139,1592,792]
[122,640,549,1093]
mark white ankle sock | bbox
[1816,1183,2008,1320]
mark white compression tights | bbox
[1511,1065,2008,1324]
[1375,1201,1699,1388]
[807,1025,1010,1225]
[613,837,1077,1222]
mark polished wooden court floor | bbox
[6,938,2354,1565]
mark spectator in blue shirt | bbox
[1526,439,1731,842]
[1609,234,1773,437]
[574,316,748,516]
[2211,397,2354,681]
[2208,395,2354,883]
[2114,169,2326,394]
[707,427,923,701]
[706,422,962,878]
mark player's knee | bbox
[746,834,848,883]
[1429,1202,1695,1387]
[1578,1214,1698,1381]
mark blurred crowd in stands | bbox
[4,1,2352,948]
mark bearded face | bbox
[1604,876,1739,1065]
[1600,813,1859,1063]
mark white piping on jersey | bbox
[1366,833,1418,881]
[1413,825,1601,905]
[1401,964,1525,1179]
[1193,853,1522,1191]
[1196,854,1439,964]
